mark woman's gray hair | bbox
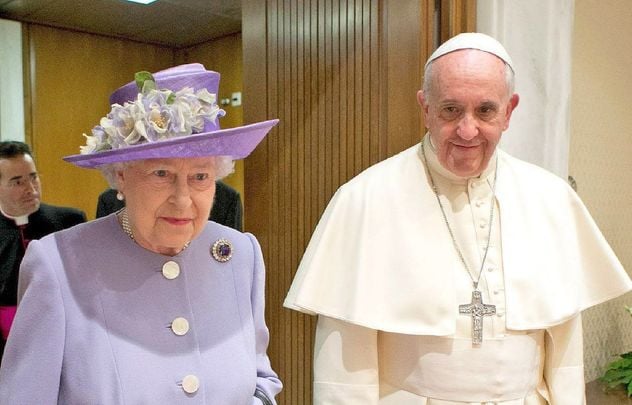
[422,58,515,102]
[98,156,235,190]
[214,156,235,179]
[99,162,127,189]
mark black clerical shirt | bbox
[0,204,86,306]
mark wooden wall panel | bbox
[27,25,174,219]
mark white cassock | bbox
[284,135,632,404]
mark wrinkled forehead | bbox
[431,49,508,85]
[434,48,508,73]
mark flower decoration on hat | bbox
[65,64,278,168]
[80,71,226,155]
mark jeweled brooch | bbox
[211,238,233,263]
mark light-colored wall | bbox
[570,0,632,382]
[0,18,24,142]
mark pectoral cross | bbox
[459,290,496,345]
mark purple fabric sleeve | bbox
[247,232,283,403]
[0,239,67,403]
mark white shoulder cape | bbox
[284,144,631,334]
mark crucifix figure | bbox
[459,290,496,345]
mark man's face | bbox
[0,154,41,217]
[418,49,519,177]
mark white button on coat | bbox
[181,374,200,394]
[171,317,190,336]
[162,261,180,280]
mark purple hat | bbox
[64,63,278,168]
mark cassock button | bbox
[487,267,494,272]
[171,317,190,336]
[181,374,200,394]
[479,221,486,229]
[162,261,180,280]
[475,200,483,208]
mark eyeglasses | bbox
[2,173,40,189]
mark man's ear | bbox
[503,93,520,131]
[417,90,430,127]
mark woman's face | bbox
[116,157,216,256]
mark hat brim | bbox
[64,119,278,168]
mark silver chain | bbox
[420,144,498,290]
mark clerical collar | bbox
[0,206,29,226]
[420,134,497,185]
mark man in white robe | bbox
[284,33,632,404]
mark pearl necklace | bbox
[119,208,134,241]
[118,208,190,252]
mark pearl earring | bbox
[116,191,125,201]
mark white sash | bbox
[379,332,544,402]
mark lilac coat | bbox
[0,215,281,404]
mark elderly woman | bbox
[0,64,281,404]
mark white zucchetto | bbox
[425,32,515,72]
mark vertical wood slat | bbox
[243,1,474,403]
[383,0,426,156]
[440,0,477,42]
[420,0,437,139]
